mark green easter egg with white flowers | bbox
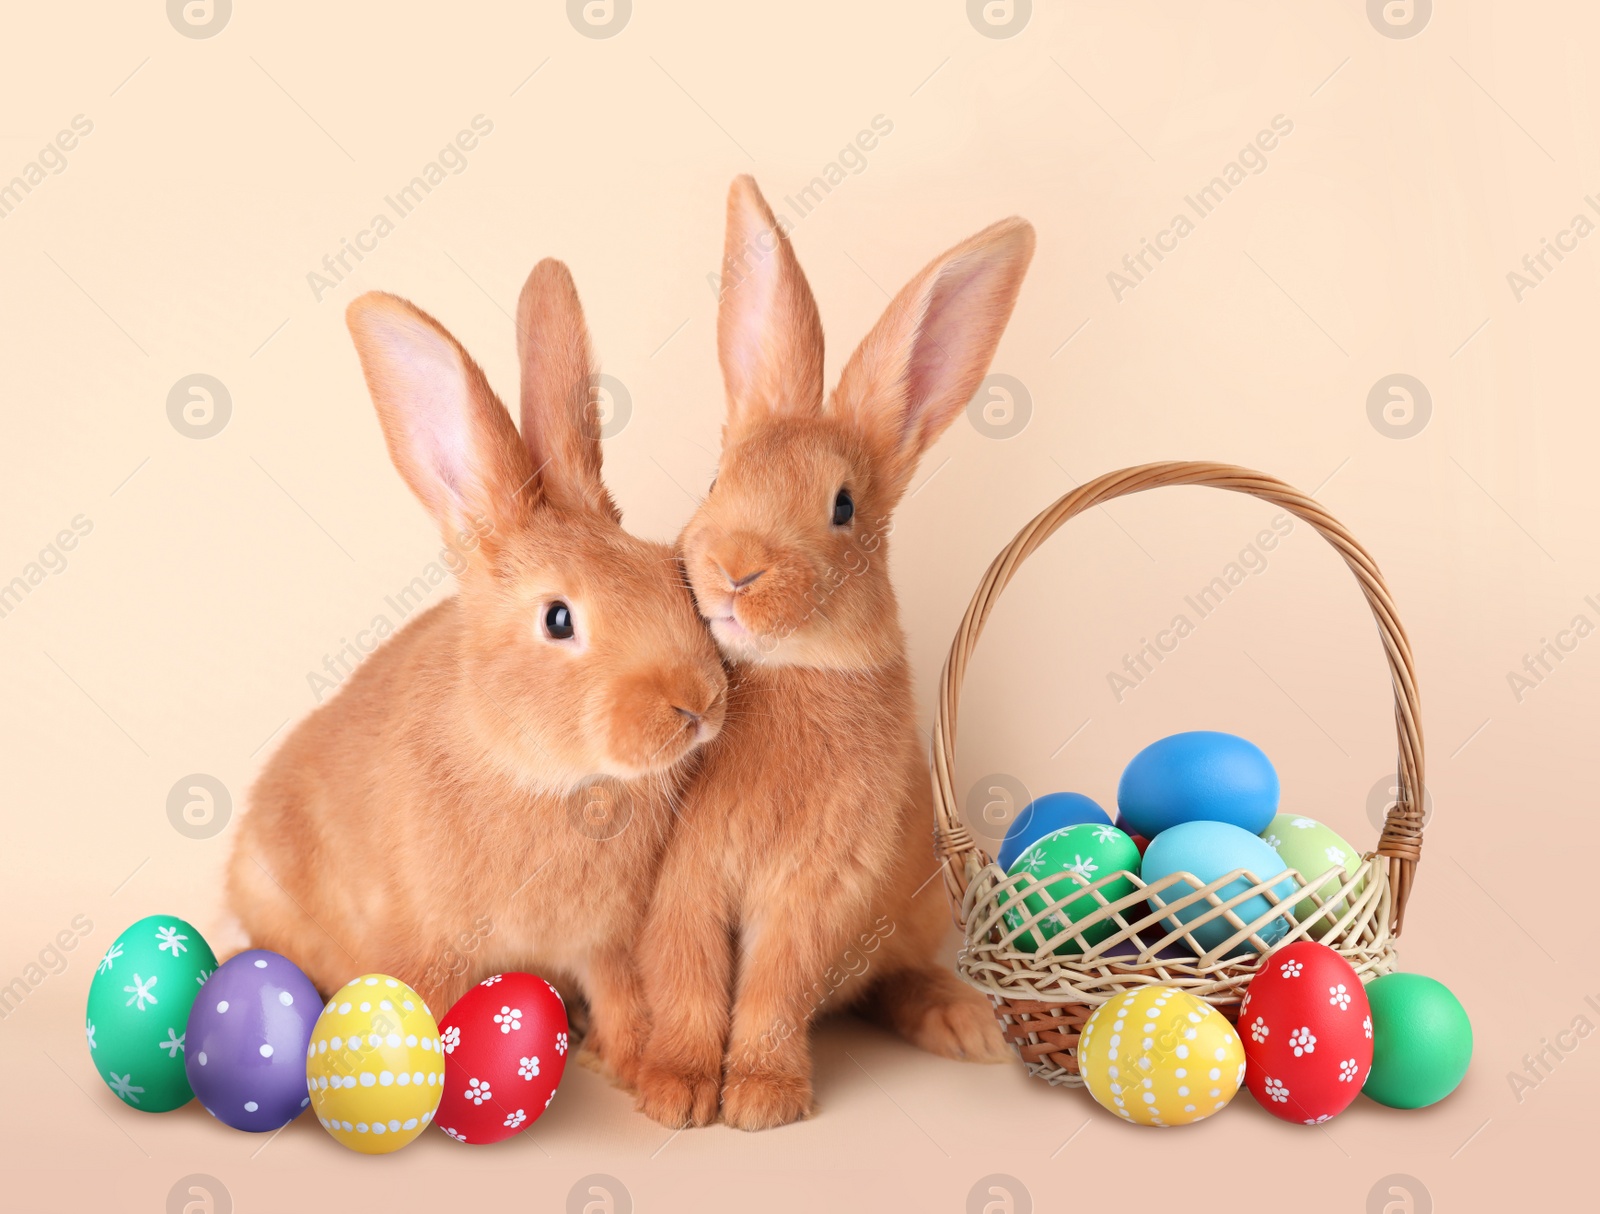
[85,915,217,1111]
[1002,823,1141,953]
[1260,813,1365,936]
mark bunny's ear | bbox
[516,259,620,522]
[716,175,825,428]
[831,216,1035,500]
[347,292,537,555]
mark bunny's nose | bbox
[671,689,723,745]
[716,563,765,591]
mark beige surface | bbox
[1,1,1592,1209]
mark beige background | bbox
[2,1,1593,1210]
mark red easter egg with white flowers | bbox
[434,973,568,1144]
[1240,941,1373,1124]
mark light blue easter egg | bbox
[1141,820,1297,955]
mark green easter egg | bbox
[1363,973,1473,1109]
[85,915,217,1112]
[1003,823,1141,954]
[1260,813,1365,936]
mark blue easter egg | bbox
[1117,731,1279,838]
[997,792,1111,871]
[1140,820,1297,955]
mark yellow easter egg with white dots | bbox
[304,974,445,1154]
[1078,986,1245,1127]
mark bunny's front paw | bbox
[720,1065,811,1131]
[635,1058,720,1128]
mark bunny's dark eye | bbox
[832,488,854,527]
[543,601,575,641]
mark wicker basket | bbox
[930,461,1425,1086]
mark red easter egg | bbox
[434,973,568,1144]
[1240,941,1373,1124]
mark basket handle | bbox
[931,461,1426,936]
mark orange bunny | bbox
[635,177,1035,1129]
[227,262,726,1085]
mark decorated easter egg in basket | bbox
[1002,823,1141,953]
[1239,941,1372,1124]
[305,974,445,1154]
[85,915,218,1112]
[1260,813,1365,936]
[435,972,569,1144]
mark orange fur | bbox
[635,178,1035,1129]
[226,263,727,1087]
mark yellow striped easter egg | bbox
[1078,985,1245,1127]
[305,974,445,1154]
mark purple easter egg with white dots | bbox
[185,949,321,1131]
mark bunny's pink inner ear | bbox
[831,216,1035,498]
[517,259,621,523]
[716,176,824,426]
[347,292,536,553]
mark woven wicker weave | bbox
[930,461,1425,1086]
